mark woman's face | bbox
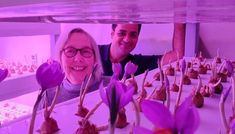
[61,32,95,84]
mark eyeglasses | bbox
[62,47,94,58]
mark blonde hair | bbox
[57,28,103,83]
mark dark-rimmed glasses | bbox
[62,47,94,58]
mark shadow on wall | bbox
[198,36,211,58]
[199,23,235,60]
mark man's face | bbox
[111,24,139,56]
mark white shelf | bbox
[0,73,40,101]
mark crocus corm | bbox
[0,68,8,82]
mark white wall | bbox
[134,24,173,55]
[0,23,174,65]
[199,23,235,60]
[0,22,60,65]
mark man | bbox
[99,23,185,76]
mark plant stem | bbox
[174,73,183,113]
[219,88,230,132]
[47,86,60,116]
[109,124,115,134]
[28,90,44,134]
[81,72,93,106]
[84,101,102,120]
[132,99,140,126]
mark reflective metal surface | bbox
[0,0,235,23]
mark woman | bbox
[42,28,103,106]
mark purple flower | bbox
[112,63,122,80]
[0,68,8,82]
[99,79,135,124]
[36,60,65,90]
[225,60,234,77]
[99,79,134,112]
[124,61,138,78]
[165,74,170,88]
[134,96,200,134]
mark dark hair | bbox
[112,24,142,35]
